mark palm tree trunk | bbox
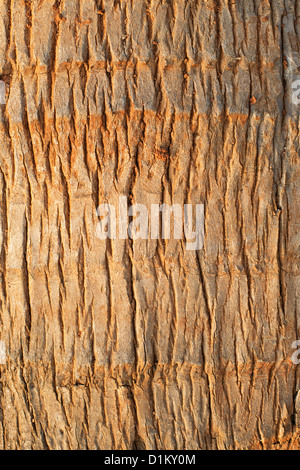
[0,0,299,450]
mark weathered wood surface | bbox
[0,0,299,449]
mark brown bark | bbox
[0,0,299,450]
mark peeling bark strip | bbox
[0,0,299,450]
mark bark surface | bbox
[0,0,299,450]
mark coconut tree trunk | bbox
[0,0,299,450]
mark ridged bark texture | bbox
[0,0,299,450]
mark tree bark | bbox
[0,0,299,450]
